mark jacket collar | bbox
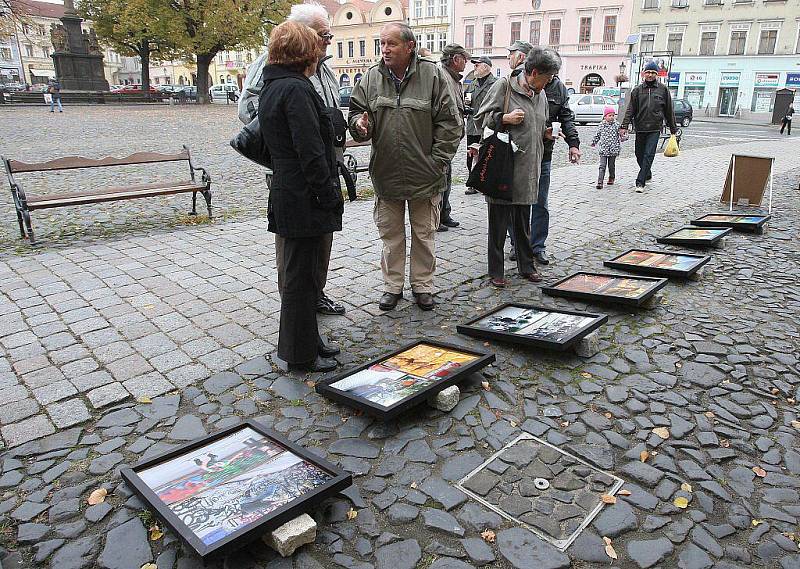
[443,65,463,83]
[261,64,312,84]
[378,53,419,82]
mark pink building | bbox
[453,0,635,94]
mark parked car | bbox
[111,84,159,94]
[173,86,197,101]
[339,85,352,107]
[568,94,619,125]
[209,84,240,102]
[673,97,693,127]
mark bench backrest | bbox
[7,148,191,174]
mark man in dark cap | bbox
[464,55,497,195]
[438,43,471,231]
[620,60,678,192]
[507,40,533,70]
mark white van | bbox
[209,84,240,103]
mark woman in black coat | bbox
[258,21,344,372]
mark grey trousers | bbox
[598,156,616,183]
[276,232,332,297]
[488,203,534,278]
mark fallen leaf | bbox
[792,420,800,431]
[600,494,617,504]
[87,488,107,505]
[136,397,152,404]
[410,481,418,489]
[604,412,612,419]
[605,543,618,560]
[639,450,650,463]
[618,489,632,496]
[705,411,715,418]
[141,564,158,569]
[483,342,490,347]
[652,427,670,439]
[789,398,797,405]
[305,380,316,388]
[481,529,496,543]
[681,482,693,492]
[481,381,491,391]
[149,525,164,541]
[509,420,517,428]
[771,388,780,395]
[752,519,764,527]
[753,466,767,478]
[560,421,570,428]
[580,372,592,379]
[673,496,689,509]
[346,508,358,520]
[720,439,730,448]
[602,536,612,546]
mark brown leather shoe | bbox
[490,277,509,288]
[521,272,542,283]
[379,292,402,311]
[413,292,435,311]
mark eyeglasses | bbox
[318,32,334,41]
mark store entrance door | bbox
[718,88,738,117]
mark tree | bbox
[78,0,185,91]
[2,0,30,41]
[170,0,288,104]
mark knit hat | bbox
[507,40,533,54]
[644,60,659,72]
[604,106,616,117]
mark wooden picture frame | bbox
[457,303,607,351]
[541,272,668,307]
[121,421,351,558]
[656,226,732,247]
[315,340,495,420]
[604,249,711,279]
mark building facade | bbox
[630,0,800,119]
[0,37,24,85]
[453,0,635,93]
[324,0,408,88]
[408,0,452,60]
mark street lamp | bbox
[616,60,627,87]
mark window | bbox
[640,33,655,53]
[359,40,365,57]
[37,25,46,36]
[579,17,592,44]
[484,23,494,47]
[0,47,12,60]
[439,0,447,17]
[530,21,541,45]
[24,43,34,57]
[439,33,447,52]
[728,30,746,54]
[42,46,50,57]
[643,0,659,8]
[426,33,435,51]
[703,0,722,5]
[699,31,716,55]
[426,0,434,17]
[672,0,688,6]
[511,22,521,44]
[374,38,380,56]
[758,29,777,54]
[348,41,354,58]
[337,42,343,58]
[667,32,683,54]
[465,25,474,48]
[603,16,617,43]
[414,0,422,18]
[549,20,561,46]
[385,6,392,15]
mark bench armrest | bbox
[194,167,211,185]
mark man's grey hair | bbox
[382,22,416,45]
[523,47,561,76]
[288,2,329,27]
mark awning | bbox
[29,68,56,78]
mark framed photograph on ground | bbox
[656,227,732,247]
[121,421,351,558]
[457,304,607,351]
[691,213,770,233]
[316,341,495,420]
[542,272,668,307]
[604,249,711,279]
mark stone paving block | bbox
[106,353,153,382]
[263,513,317,557]
[198,348,244,372]
[93,341,136,364]
[46,399,91,429]
[21,366,67,389]
[87,383,130,408]
[166,364,209,388]
[1,414,55,447]
[12,355,51,376]
[0,385,29,406]
[0,398,39,425]
[71,370,114,392]
[33,380,77,405]
[123,372,174,399]
[149,350,192,373]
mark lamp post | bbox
[617,60,626,86]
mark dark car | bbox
[339,85,352,108]
[673,98,693,127]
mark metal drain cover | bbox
[456,434,624,551]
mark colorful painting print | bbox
[616,251,698,272]
[555,274,653,298]
[474,307,596,343]
[382,344,478,379]
[669,228,726,240]
[701,214,765,224]
[600,278,650,298]
[138,428,331,546]
[329,364,439,408]
[554,273,614,294]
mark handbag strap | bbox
[495,77,513,132]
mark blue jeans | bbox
[49,96,62,112]
[529,160,551,253]
[635,131,660,186]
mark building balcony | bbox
[468,42,628,57]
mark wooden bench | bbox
[343,139,371,184]
[2,145,211,244]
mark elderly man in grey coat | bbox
[474,47,561,288]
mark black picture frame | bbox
[541,272,669,307]
[457,303,607,351]
[604,249,711,279]
[691,212,770,233]
[656,226,732,247]
[120,420,352,559]
[315,340,495,420]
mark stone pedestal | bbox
[263,514,317,557]
[428,385,460,412]
[574,331,601,358]
[50,4,109,91]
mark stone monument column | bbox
[51,0,110,91]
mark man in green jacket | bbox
[348,22,461,312]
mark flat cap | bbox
[507,40,533,53]
[441,44,471,60]
[470,55,492,66]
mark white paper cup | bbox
[551,121,561,138]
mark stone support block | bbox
[263,513,317,557]
[642,292,664,309]
[574,331,600,358]
[428,385,460,412]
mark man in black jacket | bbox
[620,60,678,192]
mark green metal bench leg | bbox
[202,190,212,218]
[22,210,35,244]
[15,209,25,239]
[189,191,198,216]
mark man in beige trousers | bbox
[348,23,461,311]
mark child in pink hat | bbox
[591,106,625,188]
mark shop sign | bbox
[684,72,706,86]
[786,72,800,87]
[580,64,607,71]
[754,73,779,87]
[719,72,740,87]
[668,71,680,84]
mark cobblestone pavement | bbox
[0,175,798,569]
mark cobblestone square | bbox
[0,104,799,568]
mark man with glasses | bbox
[437,44,471,232]
[620,60,677,192]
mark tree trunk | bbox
[196,53,213,104]
[140,42,151,94]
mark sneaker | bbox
[635,184,645,193]
[316,293,346,315]
[596,183,603,189]
[607,178,615,185]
